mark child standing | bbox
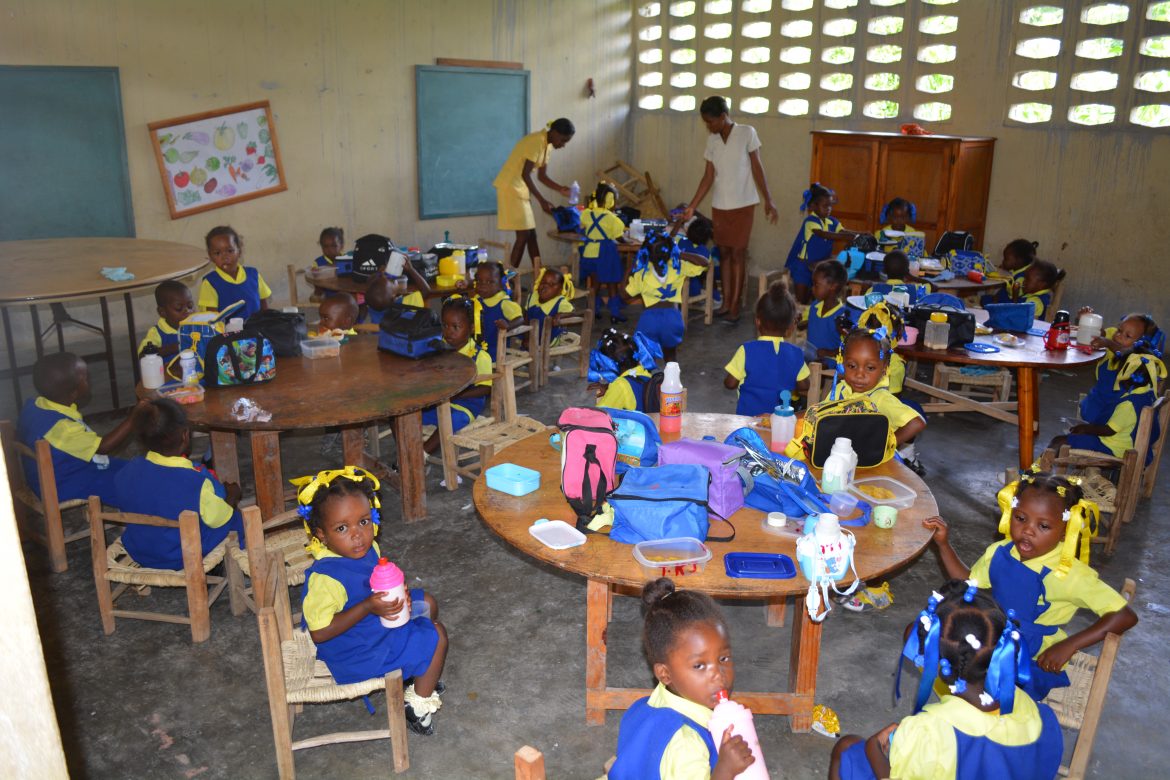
[924,472,1138,700]
[1076,311,1162,425]
[578,183,628,322]
[589,328,662,412]
[830,580,1064,780]
[138,280,194,358]
[18,352,146,503]
[724,280,810,416]
[198,226,271,319]
[608,578,756,780]
[983,238,1039,307]
[525,266,575,346]
[1019,260,1061,320]
[472,261,523,363]
[623,230,707,363]
[874,197,916,248]
[422,297,493,455]
[297,467,448,734]
[799,259,848,365]
[784,183,856,304]
[113,398,244,569]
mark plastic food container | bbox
[301,338,341,359]
[633,537,712,579]
[309,265,337,280]
[828,491,861,519]
[850,476,916,509]
[484,463,540,496]
[529,520,586,550]
[436,274,462,289]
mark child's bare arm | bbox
[1036,606,1138,673]
[1069,423,1113,436]
[894,416,926,446]
[402,261,430,294]
[862,723,897,780]
[723,372,740,390]
[309,592,408,644]
[922,516,971,580]
[97,399,151,455]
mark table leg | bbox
[125,293,140,383]
[341,427,365,467]
[98,296,119,408]
[210,431,240,485]
[250,431,284,519]
[1017,367,1038,471]
[788,594,822,732]
[392,410,427,522]
[766,595,787,627]
[586,578,608,725]
[2,308,21,407]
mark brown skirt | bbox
[711,205,755,250]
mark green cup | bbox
[873,505,898,529]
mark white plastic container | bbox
[924,312,950,350]
[140,353,165,390]
[849,476,917,509]
[301,338,341,359]
[820,437,857,494]
[1077,311,1104,344]
[528,520,587,550]
[178,350,199,385]
[770,391,796,453]
[828,491,860,519]
[659,361,685,434]
[633,537,711,579]
[708,691,770,780]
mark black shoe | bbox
[610,313,628,324]
[404,703,435,736]
[904,457,927,477]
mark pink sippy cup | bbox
[707,690,770,779]
[369,558,408,628]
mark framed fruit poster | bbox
[147,100,286,219]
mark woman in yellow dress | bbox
[492,118,575,269]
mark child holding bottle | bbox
[1019,260,1062,320]
[198,226,271,319]
[724,279,810,416]
[1075,310,1162,426]
[784,183,858,304]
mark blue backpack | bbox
[552,206,582,233]
[608,464,735,544]
[602,408,662,473]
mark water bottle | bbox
[708,690,769,779]
[659,362,685,434]
[139,346,165,390]
[178,350,199,385]
[369,558,409,629]
[1044,310,1071,351]
[1077,311,1104,344]
[821,437,856,494]
[568,180,580,206]
[923,312,951,350]
[770,390,796,453]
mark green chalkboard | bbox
[0,66,135,240]
[415,65,529,220]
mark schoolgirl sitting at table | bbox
[1019,260,1062,320]
[798,258,847,366]
[421,296,493,456]
[982,238,1039,306]
[525,266,575,346]
[874,197,916,249]
[784,182,860,304]
[723,279,809,416]
[1075,310,1162,427]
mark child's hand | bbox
[712,727,755,779]
[1077,305,1095,317]
[923,516,949,545]
[223,481,243,506]
[455,278,469,290]
[495,318,509,331]
[1036,640,1077,674]
[876,723,898,756]
[132,398,153,417]
[366,592,409,620]
[587,381,609,398]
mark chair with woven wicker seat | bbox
[931,363,1014,404]
[256,553,409,777]
[0,420,88,573]
[87,496,236,643]
[224,505,313,617]
[1044,578,1135,779]
[538,310,593,387]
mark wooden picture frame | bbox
[148,100,287,219]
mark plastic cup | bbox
[873,505,898,528]
[766,512,787,529]
[828,492,860,518]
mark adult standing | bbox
[493,118,576,269]
[682,97,778,323]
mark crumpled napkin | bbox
[231,397,272,423]
[932,269,956,282]
[101,266,135,281]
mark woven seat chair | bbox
[87,496,235,643]
[539,312,592,387]
[1,420,88,573]
[225,506,313,616]
[495,323,541,401]
[1045,578,1135,778]
[256,554,408,777]
[932,363,1013,403]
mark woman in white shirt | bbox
[682,96,778,323]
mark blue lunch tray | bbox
[724,552,797,579]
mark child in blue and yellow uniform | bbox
[784,183,857,304]
[525,266,575,345]
[315,226,345,269]
[831,580,1064,780]
[1019,260,1061,320]
[868,251,931,306]
[472,261,523,363]
[138,281,194,358]
[608,577,756,780]
[678,215,721,307]
[874,197,916,249]
[1074,310,1161,426]
[18,352,146,503]
[297,467,448,735]
[310,293,359,339]
[421,296,493,455]
[982,238,1038,306]
[198,226,271,319]
[724,280,809,416]
[924,472,1137,700]
[622,229,707,362]
[363,257,431,326]
[113,398,244,569]
[578,182,628,322]
[800,259,847,366]
[589,328,661,412]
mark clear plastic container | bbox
[633,537,712,579]
[849,476,916,509]
[924,312,950,350]
[528,520,586,550]
[301,338,341,359]
[828,491,860,518]
[484,463,540,496]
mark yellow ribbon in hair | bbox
[997,478,1098,578]
[1114,353,1166,391]
[290,466,381,556]
[444,293,483,340]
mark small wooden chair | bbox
[1045,578,1135,778]
[1141,388,1170,498]
[494,323,542,400]
[225,505,313,616]
[539,311,593,386]
[932,363,1014,404]
[256,554,409,778]
[87,496,235,643]
[0,420,88,573]
[679,251,716,330]
[756,268,791,302]
[806,361,837,407]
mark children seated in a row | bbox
[723,280,810,416]
[525,266,575,345]
[198,226,271,319]
[590,328,663,412]
[578,182,628,323]
[625,230,708,362]
[296,467,448,735]
[800,258,848,366]
[785,182,859,304]
[138,280,195,358]
[982,238,1038,306]
[421,296,493,455]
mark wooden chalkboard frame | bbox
[415,65,530,220]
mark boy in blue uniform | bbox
[198,225,271,319]
[472,261,522,362]
[138,280,194,358]
[1019,259,1060,320]
[113,398,244,569]
[18,352,146,503]
[799,258,847,366]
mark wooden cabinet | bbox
[809,131,995,251]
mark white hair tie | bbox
[1062,508,1072,523]
[964,634,982,650]
[979,692,995,707]
[1010,496,1019,508]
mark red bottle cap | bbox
[716,689,729,701]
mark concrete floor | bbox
[16,310,1169,779]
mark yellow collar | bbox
[35,397,82,420]
[145,451,197,470]
[814,300,843,318]
[157,319,180,334]
[648,683,713,726]
[758,335,787,344]
[213,266,248,284]
[479,291,509,306]
[837,375,892,397]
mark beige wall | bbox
[631,2,1168,323]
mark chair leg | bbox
[88,497,116,635]
[385,668,410,773]
[37,443,68,572]
[704,264,715,325]
[226,547,248,617]
[515,746,546,780]
[258,610,297,780]
[436,403,459,492]
[179,511,211,642]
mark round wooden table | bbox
[474,412,937,731]
[0,237,209,410]
[165,334,475,523]
[303,267,451,302]
[848,273,1007,298]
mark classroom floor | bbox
[18,308,1169,780]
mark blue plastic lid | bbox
[774,390,795,416]
[724,552,797,579]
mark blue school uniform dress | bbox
[1024,288,1053,320]
[869,279,931,306]
[678,239,719,298]
[579,206,626,285]
[838,691,1063,780]
[1078,351,1125,425]
[198,265,272,319]
[17,397,126,503]
[302,544,438,685]
[785,214,840,287]
[1068,383,1159,463]
[525,293,574,344]
[609,683,718,780]
[137,318,181,357]
[625,259,704,350]
[597,366,652,412]
[476,291,523,362]
[803,299,845,362]
[314,255,332,267]
[113,452,243,569]
[724,337,810,416]
[421,340,492,432]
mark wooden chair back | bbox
[287,264,309,308]
[1142,390,1170,498]
[678,251,715,329]
[1044,268,1067,322]
[539,311,593,385]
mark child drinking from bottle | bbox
[296,467,448,735]
[608,577,756,780]
[1073,310,1162,429]
[723,279,809,416]
[198,226,271,319]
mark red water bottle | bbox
[1044,310,1071,351]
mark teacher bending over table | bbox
[682,96,778,324]
[493,117,575,269]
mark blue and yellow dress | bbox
[1023,288,1053,320]
[579,205,626,285]
[803,298,845,362]
[138,318,181,357]
[475,291,523,362]
[17,396,126,503]
[609,683,718,780]
[625,259,704,350]
[724,336,809,416]
[982,262,1033,307]
[1068,381,1159,461]
[198,265,271,319]
[785,214,841,287]
[525,292,574,345]
[421,339,493,432]
[596,366,653,412]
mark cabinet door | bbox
[949,140,995,248]
[811,134,879,233]
[876,139,954,251]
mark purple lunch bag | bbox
[657,438,746,520]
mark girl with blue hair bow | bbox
[620,229,708,362]
[783,182,862,305]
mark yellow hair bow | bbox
[444,293,483,340]
[997,479,1098,578]
[1114,352,1166,392]
[290,466,381,557]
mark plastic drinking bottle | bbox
[369,558,409,628]
[820,437,856,494]
[708,690,770,779]
[924,312,950,350]
[569,180,580,206]
[1044,310,1072,351]
[178,350,199,385]
[770,390,796,453]
[1077,311,1104,344]
[140,352,165,390]
[659,362,685,434]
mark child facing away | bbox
[622,229,707,363]
[421,296,493,455]
[578,182,628,323]
[198,226,271,319]
[608,578,756,780]
[312,292,359,339]
[1075,310,1163,426]
[296,467,448,735]
[723,280,810,416]
[113,398,244,569]
[589,328,663,412]
[678,215,721,306]
[1019,260,1062,320]
[525,266,575,346]
[982,238,1039,307]
[874,197,916,249]
[138,280,194,359]
[799,259,848,366]
[363,256,431,327]
[869,250,931,306]
[18,352,148,503]
[830,580,1064,780]
[923,471,1137,700]
[784,183,859,304]
[472,261,523,363]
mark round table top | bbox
[170,334,476,431]
[851,273,1006,296]
[896,310,1102,370]
[0,237,209,304]
[474,412,938,599]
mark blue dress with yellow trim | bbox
[609,696,718,780]
[807,300,845,354]
[1079,353,1125,425]
[785,214,840,287]
[17,397,126,503]
[421,340,490,432]
[202,266,265,319]
[579,209,625,284]
[736,340,806,416]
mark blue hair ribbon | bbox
[633,229,681,276]
[894,590,943,711]
[984,610,1028,715]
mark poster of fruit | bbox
[147,100,287,219]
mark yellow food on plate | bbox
[857,484,895,500]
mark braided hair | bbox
[302,474,380,539]
[924,579,1007,695]
[641,577,729,667]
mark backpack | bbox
[351,234,395,282]
[202,330,277,387]
[558,408,618,532]
[551,206,582,233]
[784,396,897,469]
[642,370,665,413]
[245,310,307,357]
[377,303,444,358]
[934,230,975,257]
[945,249,988,276]
[606,464,734,544]
[602,407,662,473]
[657,438,746,520]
